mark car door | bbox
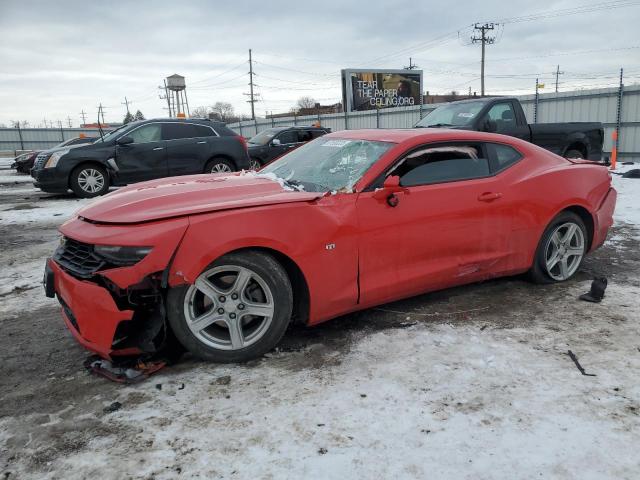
[483,101,530,141]
[164,123,213,176]
[266,129,300,162]
[356,143,513,306]
[115,123,168,183]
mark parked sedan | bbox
[247,125,329,169]
[12,136,96,173]
[31,118,250,197]
[44,129,616,363]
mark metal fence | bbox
[228,84,640,161]
[0,128,107,156]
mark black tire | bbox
[249,157,262,170]
[565,149,584,159]
[69,164,109,198]
[528,211,588,284]
[166,251,293,363]
[205,157,235,174]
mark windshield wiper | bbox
[427,123,453,128]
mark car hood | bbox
[78,173,322,224]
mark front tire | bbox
[205,157,235,174]
[167,251,293,362]
[528,211,587,284]
[70,164,109,198]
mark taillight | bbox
[236,135,248,152]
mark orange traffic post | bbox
[610,130,618,170]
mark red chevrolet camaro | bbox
[45,129,616,362]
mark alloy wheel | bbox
[544,222,585,281]
[77,168,105,193]
[211,163,232,173]
[183,265,275,350]
[249,158,261,170]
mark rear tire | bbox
[528,211,587,284]
[565,149,584,159]
[205,158,235,174]
[167,251,293,363]
[249,157,262,170]
[70,164,109,198]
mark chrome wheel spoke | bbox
[566,247,583,257]
[226,318,244,349]
[562,224,577,243]
[191,310,224,332]
[234,268,252,297]
[559,258,569,278]
[195,277,226,301]
[242,300,274,318]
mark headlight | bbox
[44,149,70,168]
[94,245,152,266]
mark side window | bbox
[486,102,516,132]
[311,129,327,139]
[390,145,490,187]
[193,125,217,137]
[298,130,314,142]
[129,124,162,144]
[276,130,298,144]
[487,143,522,172]
[162,123,198,140]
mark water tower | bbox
[164,74,190,117]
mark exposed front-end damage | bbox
[46,215,189,359]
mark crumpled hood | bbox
[78,173,321,224]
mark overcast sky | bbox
[1,0,639,127]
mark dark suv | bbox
[247,126,330,169]
[31,118,250,197]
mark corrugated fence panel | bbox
[0,128,107,152]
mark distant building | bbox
[80,123,122,129]
[268,102,343,118]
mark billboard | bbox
[341,69,423,112]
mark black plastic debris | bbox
[567,350,597,376]
[579,277,607,303]
[103,401,122,413]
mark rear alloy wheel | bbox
[205,158,235,174]
[167,251,293,362]
[529,212,587,283]
[249,157,261,170]
[70,164,109,198]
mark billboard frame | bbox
[341,68,424,113]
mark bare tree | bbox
[211,102,235,122]
[10,120,30,128]
[296,96,317,111]
[191,106,212,118]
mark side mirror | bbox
[271,138,281,146]
[373,175,408,204]
[483,119,498,133]
[117,135,134,146]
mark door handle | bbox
[478,192,502,202]
[197,141,206,144]
[153,147,163,151]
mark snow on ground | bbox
[0,197,89,226]
[0,173,33,184]
[612,163,640,229]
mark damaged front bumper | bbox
[46,215,189,359]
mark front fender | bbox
[168,197,360,324]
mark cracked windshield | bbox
[261,137,393,192]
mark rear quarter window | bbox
[487,143,522,173]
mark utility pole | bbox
[404,57,419,70]
[67,116,73,128]
[245,48,258,120]
[554,65,564,93]
[471,23,496,96]
[97,103,106,124]
[79,110,87,126]
[121,96,131,114]
[160,80,172,117]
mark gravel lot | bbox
[1,164,639,479]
